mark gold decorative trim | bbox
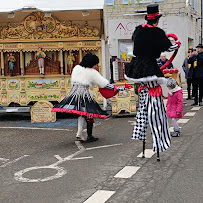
[0,12,100,41]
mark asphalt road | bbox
[0,94,202,203]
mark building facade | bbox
[104,0,202,81]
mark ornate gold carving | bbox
[1,12,100,40]
[78,22,99,37]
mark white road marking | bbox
[183,96,188,99]
[14,150,85,183]
[177,119,190,124]
[114,166,140,179]
[170,127,182,132]
[14,142,122,183]
[0,155,29,168]
[137,149,155,158]
[191,107,201,111]
[169,127,173,132]
[184,112,196,117]
[0,127,73,131]
[128,121,136,125]
[71,157,93,161]
[0,158,9,163]
[54,155,63,161]
[84,190,115,203]
[86,143,123,151]
[75,141,86,150]
[14,165,67,183]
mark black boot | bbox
[86,121,99,143]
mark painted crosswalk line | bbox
[184,112,196,117]
[177,119,190,124]
[137,149,155,158]
[170,127,182,132]
[169,127,174,132]
[114,166,140,179]
[191,107,201,111]
[84,190,115,203]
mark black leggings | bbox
[193,78,203,103]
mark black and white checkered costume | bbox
[132,81,171,153]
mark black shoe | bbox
[171,132,180,137]
[191,102,198,106]
[86,136,99,143]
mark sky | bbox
[0,0,105,12]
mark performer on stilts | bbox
[125,4,179,161]
[52,53,125,142]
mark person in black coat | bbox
[125,4,179,161]
[158,53,174,69]
[188,44,203,106]
[182,49,195,100]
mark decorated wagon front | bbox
[0,9,106,109]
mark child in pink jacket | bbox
[166,77,183,137]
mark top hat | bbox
[145,4,162,20]
[196,44,203,48]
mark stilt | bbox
[142,141,145,158]
[157,149,160,162]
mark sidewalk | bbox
[107,107,203,203]
[155,107,203,203]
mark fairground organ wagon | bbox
[0,9,106,107]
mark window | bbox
[122,0,130,4]
[134,0,152,4]
[119,40,134,62]
[106,0,114,6]
[194,0,198,11]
